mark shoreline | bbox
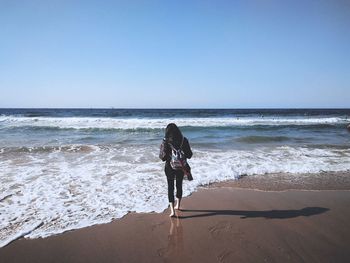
[208,171,350,191]
[1,172,350,262]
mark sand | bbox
[1,173,350,263]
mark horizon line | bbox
[1,107,350,110]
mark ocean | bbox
[1,108,350,247]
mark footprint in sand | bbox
[209,221,245,241]
[217,249,234,263]
[151,221,166,231]
[209,221,233,238]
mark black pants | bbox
[165,165,184,203]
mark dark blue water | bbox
[1,108,350,118]
[0,108,349,150]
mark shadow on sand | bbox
[178,207,329,219]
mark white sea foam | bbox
[1,144,349,247]
[0,116,347,130]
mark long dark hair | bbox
[165,123,183,145]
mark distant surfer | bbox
[159,123,193,217]
[347,124,350,132]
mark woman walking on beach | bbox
[159,123,193,217]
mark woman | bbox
[159,123,193,217]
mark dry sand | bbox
[1,173,350,263]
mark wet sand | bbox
[1,173,350,263]
[211,171,350,191]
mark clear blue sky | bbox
[0,0,349,108]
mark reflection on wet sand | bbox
[158,216,188,262]
[169,217,184,254]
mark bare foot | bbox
[169,211,176,217]
[169,202,176,217]
[175,198,181,210]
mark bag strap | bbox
[180,136,184,148]
[169,136,184,151]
